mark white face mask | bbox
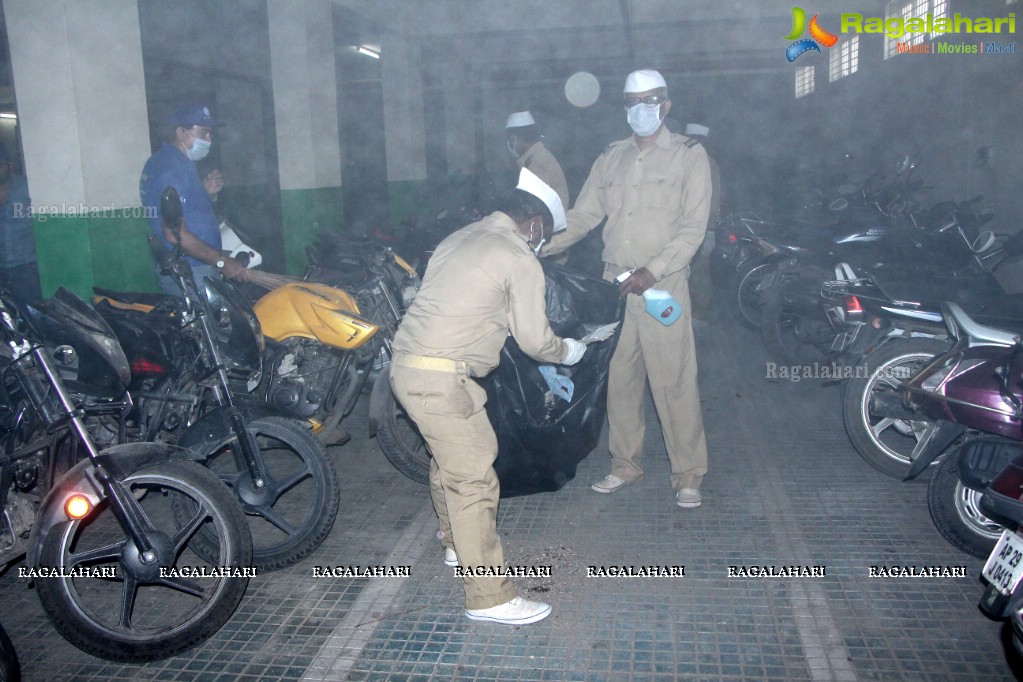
[185,131,212,161]
[527,220,546,256]
[507,138,519,158]
[627,103,662,137]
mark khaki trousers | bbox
[604,266,708,491]
[389,360,516,610]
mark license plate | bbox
[983,529,1023,596]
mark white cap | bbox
[624,69,666,93]
[685,123,709,137]
[516,168,566,232]
[505,111,535,128]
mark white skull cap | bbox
[624,69,666,92]
[516,168,566,232]
[505,111,536,128]
[685,123,710,137]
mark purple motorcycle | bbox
[901,303,1020,558]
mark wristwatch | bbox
[215,258,226,270]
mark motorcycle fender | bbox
[27,442,200,568]
[176,401,311,452]
[903,422,967,480]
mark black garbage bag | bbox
[481,261,624,497]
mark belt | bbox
[392,353,469,374]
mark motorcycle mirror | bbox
[160,186,184,238]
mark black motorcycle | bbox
[88,187,339,572]
[0,287,251,661]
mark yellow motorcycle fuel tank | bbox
[253,282,378,350]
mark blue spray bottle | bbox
[615,270,682,326]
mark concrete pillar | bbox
[267,0,343,274]
[4,0,155,297]
[381,33,427,225]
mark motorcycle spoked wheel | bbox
[178,416,339,571]
[373,369,430,484]
[0,622,19,682]
[34,461,251,662]
[733,261,777,329]
[760,268,838,366]
[841,338,952,478]
[927,448,1002,558]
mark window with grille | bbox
[884,0,950,58]
[830,36,860,81]
[795,65,815,98]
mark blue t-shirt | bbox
[139,143,220,266]
[0,175,36,268]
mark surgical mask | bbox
[507,138,519,158]
[527,220,546,255]
[185,133,212,161]
[627,103,662,137]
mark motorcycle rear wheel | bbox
[760,267,836,366]
[842,338,952,478]
[34,461,251,662]
[372,368,430,484]
[181,416,340,572]
[927,449,1002,558]
[734,261,776,329]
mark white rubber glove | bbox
[561,338,586,366]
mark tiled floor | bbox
[2,307,1020,681]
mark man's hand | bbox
[219,256,249,281]
[203,169,224,198]
[617,267,656,298]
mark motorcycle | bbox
[90,187,339,572]
[894,305,1022,558]
[759,196,1006,366]
[976,440,1023,658]
[0,286,251,661]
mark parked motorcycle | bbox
[760,197,1006,366]
[91,187,339,572]
[892,305,1022,558]
[977,441,1023,657]
[0,287,251,661]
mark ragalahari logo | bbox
[785,7,839,61]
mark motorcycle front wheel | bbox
[184,416,339,571]
[34,460,251,662]
[842,338,951,478]
[927,449,1002,558]
[372,368,430,484]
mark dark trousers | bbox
[0,261,43,304]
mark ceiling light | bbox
[0,113,17,119]
[356,46,380,59]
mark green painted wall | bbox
[386,180,428,230]
[34,210,158,300]
[279,186,344,276]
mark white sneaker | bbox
[465,596,552,625]
[676,488,702,508]
[591,474,630,494]
[444,547,459,567]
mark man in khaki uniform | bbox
[543,69,712,508]
[506,111,570,209]
[390,169,586,625]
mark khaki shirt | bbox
[518,142,570,208]
[392,211,565,377]
[544,126,711,280]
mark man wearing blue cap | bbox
[140,103,248,293]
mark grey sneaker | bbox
[465,596,552,625]
[676,488,702,508]
[444,547,459,567]
[591,474,631,493]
